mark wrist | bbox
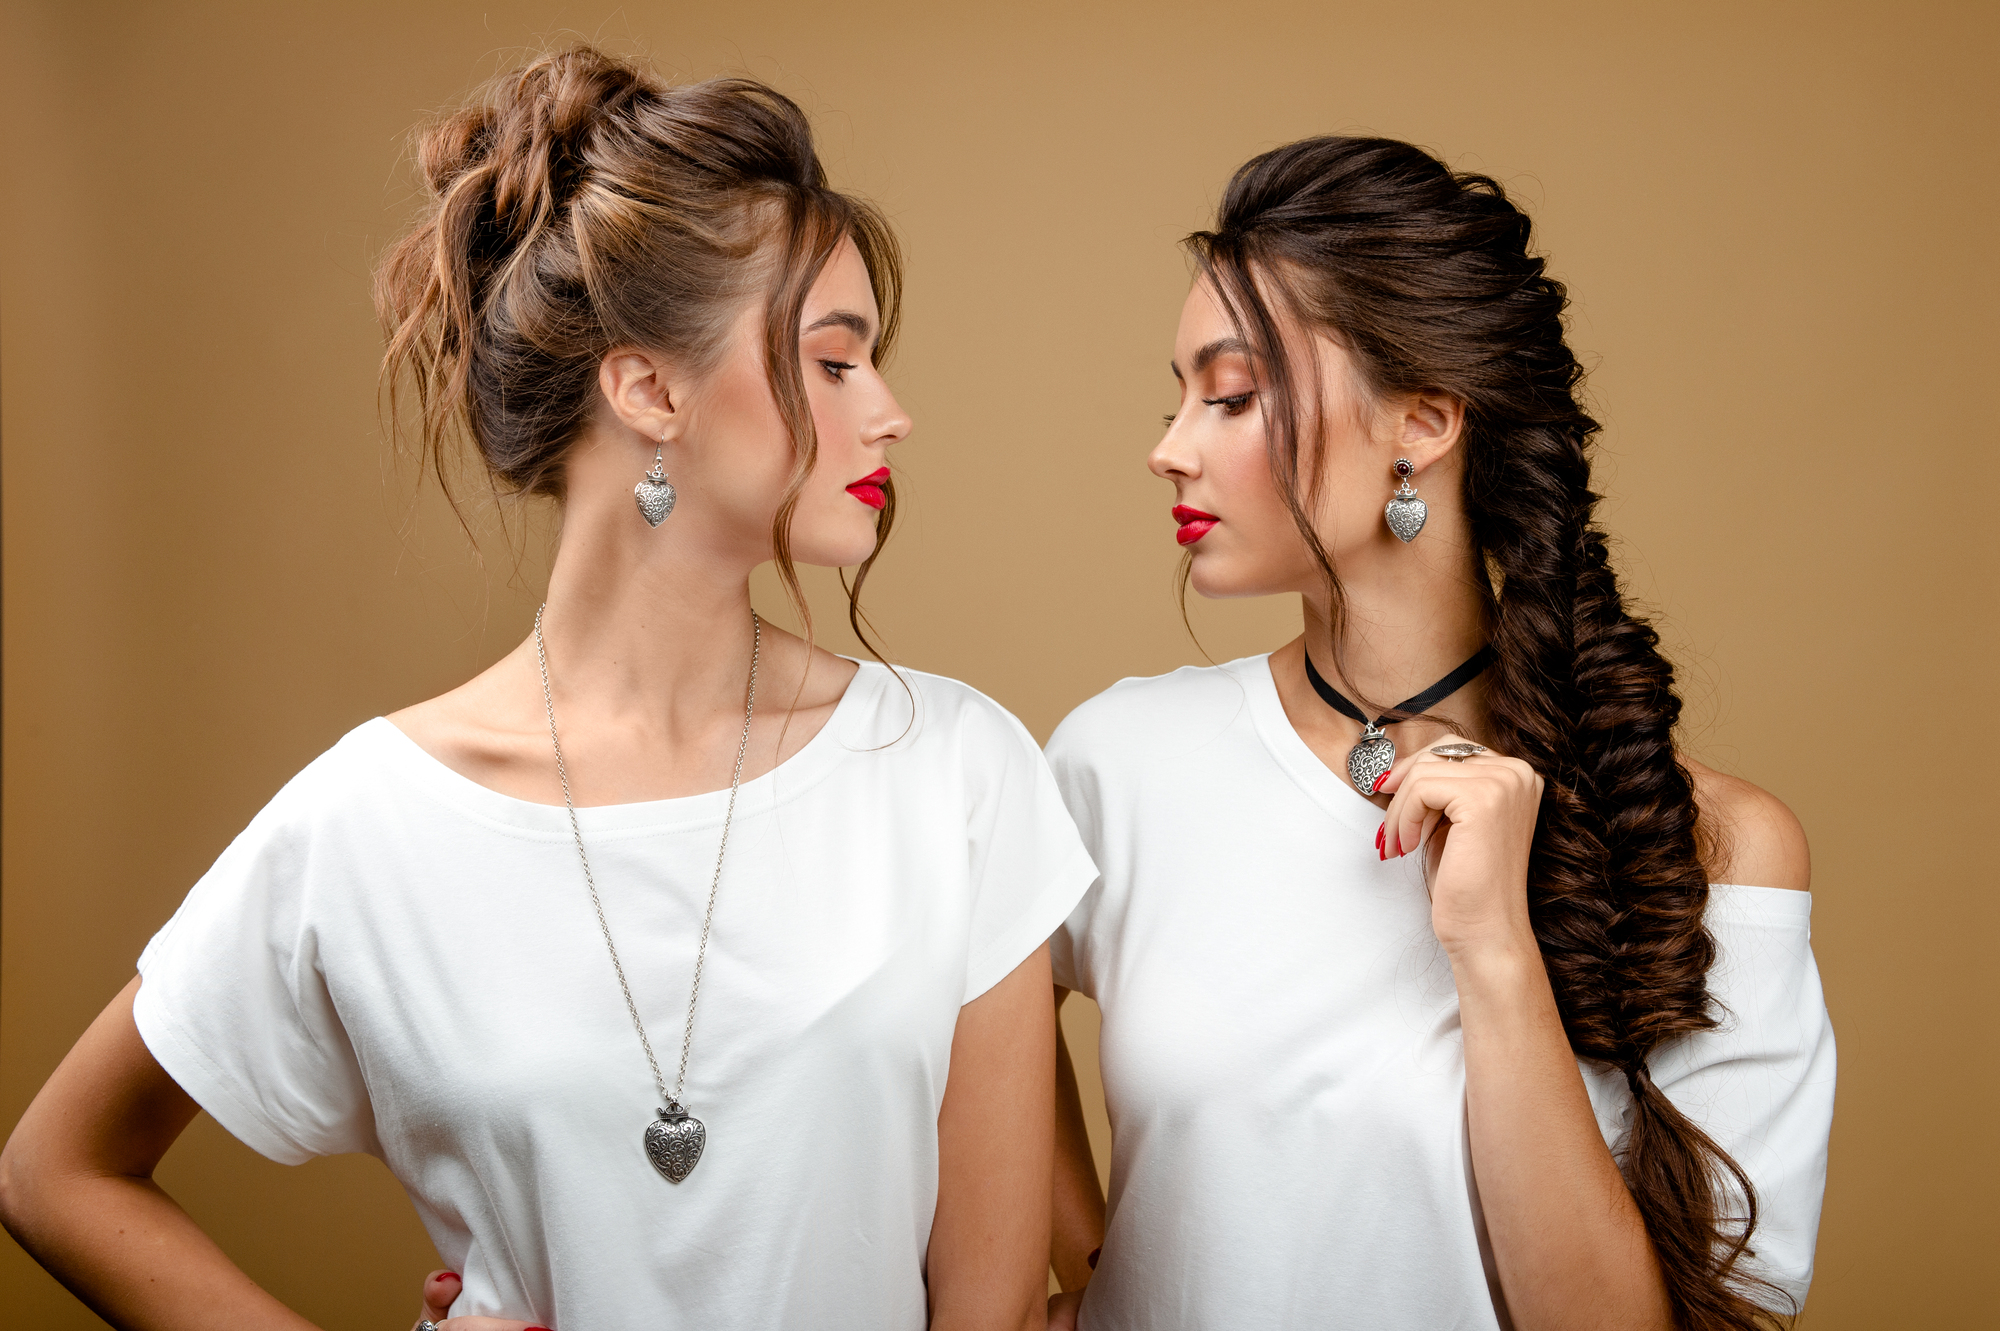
[1444,934,1546,992]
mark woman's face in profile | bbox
[663,237,911,570]
[1149,277,1388,599]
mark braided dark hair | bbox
[1187,136,1787,1329]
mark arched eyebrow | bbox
[1169,336,1252,381]
[803,309,876,349]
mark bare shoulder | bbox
[1684,757,1811,892]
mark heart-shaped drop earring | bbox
[635,439,677,528]
[1384,457,1426,543]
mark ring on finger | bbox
[1428,742,1488,762]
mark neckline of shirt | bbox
[1220,653,1811,909]
[1227,652,1392,833]
[356,658,892,837]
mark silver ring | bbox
[1429,742,1487,762]
[416,1322,444,1331]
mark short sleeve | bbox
[1647,885,1836,1311]
[1042,709,1110,997]
[134,771,379,1165]
[957,699,1099,1004]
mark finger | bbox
[1388,765,1467,860]
[1047,1290,1084,1331]
[421,1270,462,1324]
[1375,731,1484,799]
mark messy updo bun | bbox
[375,45,903,631]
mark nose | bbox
[869,380,913,451]
[1149,415,1197,482]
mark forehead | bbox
[1177,278,1237,346]
[803,237,878,320]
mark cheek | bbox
[805,386,859,467]
[1216,424,1286,519]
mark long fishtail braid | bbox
[1188,135,1790,1329]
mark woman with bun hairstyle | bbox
[1045,138,1833,1330]
[0,47,1091,1331]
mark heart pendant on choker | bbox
[1302,644,1497,796]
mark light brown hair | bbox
[374,45,903,645]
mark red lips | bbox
[1172,504,1219,546]
[846,466,890,510]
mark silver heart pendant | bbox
[1384,495,1427,543]
[1346,733,1395,797]
[635,473,677,528]
[643,1104,705,1183]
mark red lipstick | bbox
[1172,504,1219,546]
[846,466,890,510]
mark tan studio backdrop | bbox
[4,1,1995,1325]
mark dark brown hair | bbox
[1189,137,1787,1329]
[374,45,903,646]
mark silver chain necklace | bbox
[533,603,760,1184]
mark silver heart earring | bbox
[1384,457,1427,542]
[635,439,677,528]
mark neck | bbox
[536,501,764,728]
[1301,534,1490,719]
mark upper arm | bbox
[931,945,1056,1329]
[942,944,1056,1136]
[2,978,199,1192]
[1686,759,1811,891]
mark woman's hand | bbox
[413,1269,549,1331]
[1375,733,1544,962]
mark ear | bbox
[598,349,684,447]
[1391,392,1465,473]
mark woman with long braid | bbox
[1046,138,1834,1330]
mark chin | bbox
[787,518,883,569]
[1187,554,1291,601]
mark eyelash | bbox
[820,360,858,383]
[1162,391,1254,428]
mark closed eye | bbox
[820,360,859,383]
[1202,393,1254,416]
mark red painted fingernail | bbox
[1371,770,1389,794]
[441,1272,462,1284]
[1374,823,1384,850]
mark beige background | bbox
[4,1,1994,1325]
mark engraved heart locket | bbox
[635,464,677,528]
[1346,728,1396,796]
[1384,457,1426,543]
[1384,491,1427,542]
[644,1103,706,1183]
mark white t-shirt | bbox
[135,661,1096,1330]
[1047,656,1835,1331]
